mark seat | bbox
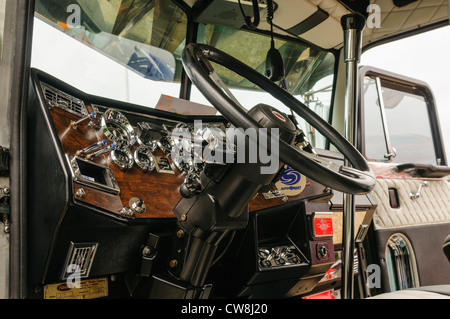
[368,285,450,299]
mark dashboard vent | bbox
[353,251,359,274]
[61,242,98,280]
[41,82,88,117]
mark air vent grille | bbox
[62,242,98,280]
[41,83,88,117]
[353,251,359,274]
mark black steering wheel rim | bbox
[182,43,375,195]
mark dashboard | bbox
[33,70,336,221]
[26,68,377,298]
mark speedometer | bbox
[101,109,136,147]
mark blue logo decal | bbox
[280,167,302,186]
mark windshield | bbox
[33,0,336,148]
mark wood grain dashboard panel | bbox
[48,102,332,219]
[50,107,184,218]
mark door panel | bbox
[372,178,450,230]
[359,66,450,293]
[371,173,450,290]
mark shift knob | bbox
[340,13,366,32]
[340,13,366,63]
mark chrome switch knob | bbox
[129,197,146,214]
[179,173,202,198]
[70,112,96,130]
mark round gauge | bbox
[134,146,156,172]
[172,123,192,152]
[157,136,175,154]
[111,148,134,169]
[135,122,164,151]
[101,109,136,147]
[137,138,158,152]
[172,150,194,174]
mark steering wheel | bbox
[182,43,375,195]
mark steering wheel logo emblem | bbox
[272,110,286,122]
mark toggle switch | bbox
[86,144,116,160]
[70,112,96,130]
[76,140,107,157]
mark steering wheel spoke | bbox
[208,71,246,111]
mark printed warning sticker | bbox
[44,278,108,299]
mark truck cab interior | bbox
[1,0,450,301]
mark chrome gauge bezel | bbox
[136,137,158,152]
[157,137,175,154]
[111,148,134,169]
[101,109,136,147]
[171,122,192,151]
[171,150,195,174]
[134,146,156,172]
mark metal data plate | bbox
[44,278,108,299]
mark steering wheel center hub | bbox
[248,103,297,144]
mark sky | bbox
[360,25,450,163]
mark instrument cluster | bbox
[85,107,228,177]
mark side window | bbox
[361,68,442,165]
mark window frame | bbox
[358,66,447,166]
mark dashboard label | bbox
[44,278,108,299]
[275,166,306,196]
[314,217,334,237]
